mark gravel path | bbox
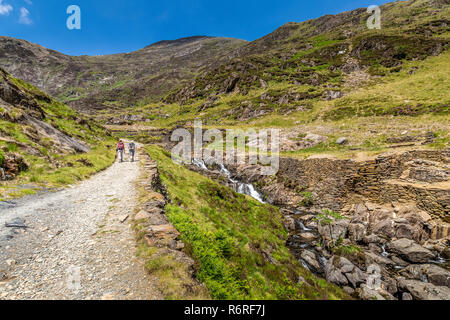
[0,154,162,300]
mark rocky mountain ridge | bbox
[166,0,449,108]
[0,36,247,113]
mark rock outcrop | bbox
[0,67,104,181]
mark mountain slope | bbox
[0,36,247,114]
[116,0,449,157]
[0,67,115,199]
[165,0,449,106]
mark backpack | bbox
[129,142,135,151]
[117,142,124,150]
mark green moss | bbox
[314,209,346,226]
[300,191,314,207]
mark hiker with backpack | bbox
[116,140,125,163]
[129,141,136,162]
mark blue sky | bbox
[0,0,392,56]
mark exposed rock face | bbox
[24,115,90,154]
[0,67,97,180]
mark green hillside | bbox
[0,68,116,199]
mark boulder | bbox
[365,251,395,267]
[326,268,349,286]
[283,216,296,232]
[352,203,370,224]
[325,256,356,286]
[391,256,409,268]
[397,278,450,300]
[383,277,399,295]
[318,220,349,241]
[373,219,395,238]
[356,284,396,300]
[402,292,413,300]
[400,264,450,288]
[336,137,348,145]
[363,234,383,244]
[348,223,366,242]
[346,267,367,288]
[301,133,328,149]
[300,250,323,273]
[395,223,421,242]
[297,233,317,242]
[387,238,435,263]
[134,210,151,221]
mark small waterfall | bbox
[237,183,265,204]
[319,255,328,268]
[430,253,446,265]
[297,221,312,232]
[191,159,265,203]
[218,163,237,183]
[300,259,311,271]
[192,158,208,171]
[381,245,390,258]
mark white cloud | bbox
[19,7,31,24]
[24,0,33,5]
[0,0,13,15]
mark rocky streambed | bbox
[189,151,450,300]
[283,205,449,300]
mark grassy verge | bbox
[146,145,349,300]
[132,167,210,300]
